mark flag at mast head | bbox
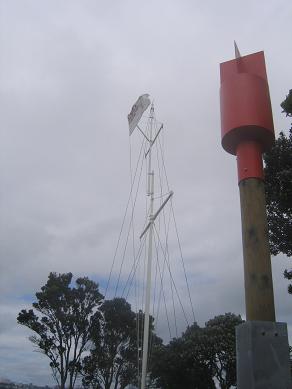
[128,94,151,135]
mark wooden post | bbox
[239,177,275,321]
[220,49,291,388]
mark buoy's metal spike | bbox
[234,40,241,59]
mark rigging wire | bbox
[130,135,141,389]
[129,136,137,302]
[122,235,147,299]
[147,225,176,382]
[155,135,179,337]
[153,223,190,327]
[129,135,142,387]
[157,131,170,191]
[114,140,146,297]
[153,232,172,339]
[171,203,196,323]
[104,136,146,298]
[105,105,197,389]
[157,133,196,323]
[170,265,178,338]
[151,235,159,324]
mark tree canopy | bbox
[150,326,215,389]
[280,89,292,117]
[18,273,243,388]
[150,313,243,389]
[82,297,137,389]
[264,129,292,257]
[264,91,292,290]
[205,313,243,388]
[17,272,103,389]
[17,274,158,389]
[82,302,162,389]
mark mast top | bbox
[128,94,151,136]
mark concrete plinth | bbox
[236,321,292,388]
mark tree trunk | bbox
[60,376,66,389]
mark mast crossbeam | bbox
[139,191,174,240]
[145,124,163,157]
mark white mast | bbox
[141,104,154,389]
[127,96,173,389]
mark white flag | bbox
[128,94,151,135]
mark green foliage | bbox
[82,298,137,389]
[205,313,243,389]
[284,269,292,294]
[17,272,103,389]
[18,273,243,389]
[151,333,214,389]
[264,91,292,292]
[17,274,161,389]
[82,301,162,389]
[264,129,292,258]
[150,313,242,389]
[281,90,292,117]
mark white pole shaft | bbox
[147,106,153,196]
[141,105,154,389]
[141,172,154,389]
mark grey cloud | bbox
[1,0,291,384]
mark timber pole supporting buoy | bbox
[220,44,292,388]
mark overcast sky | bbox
[1,0,292,386]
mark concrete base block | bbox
[236,321,292,389]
